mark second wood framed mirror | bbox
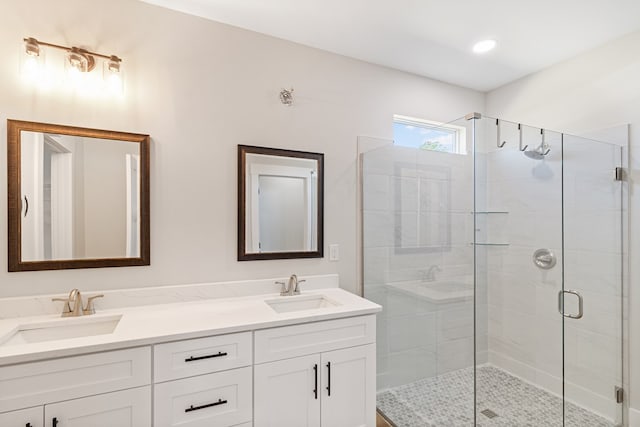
[238,145,324,261]
[7,119,150,272]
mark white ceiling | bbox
[141,0,640,91]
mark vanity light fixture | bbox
[22,37,123,94]
[472,39,497,54]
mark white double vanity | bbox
[0,275,380,427]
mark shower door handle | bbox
[558,290,583,319]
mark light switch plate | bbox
[329,244,339,261]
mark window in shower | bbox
[393,115,467,154]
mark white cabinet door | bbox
[0,406,43,427]
[321,344,376,427]
[44,386,151,427]
[254,354,320,427]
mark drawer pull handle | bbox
[52,418,58,427]
[27,423,32,427]
[185,351,228,362]
[326,361,331,396]
[185,398,228,413]
[313,363,318,399]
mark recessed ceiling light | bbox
[473,39,497,54]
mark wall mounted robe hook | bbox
[518,123,528,151]
[279,88,294,106]
[496,119,506,148]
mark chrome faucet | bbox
[275,274,307,296]
[421,265,442,282]
[52,289,104,317]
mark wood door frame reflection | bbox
[7,119,150,272]
[237,144,324,261]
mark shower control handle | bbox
[533,249,556,270]
[558,290,583,319]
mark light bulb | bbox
[106,72,122,94]
[23,56,39,78]
[67,65,81,81]
[103,56,123,95]
[472,39,497,54]
[20,38,45,83]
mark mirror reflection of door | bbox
[126,154,140,257]
[21,132,74,261]
[257,173,316,252]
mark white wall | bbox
[486,30,640,418]
[0,0,483,298]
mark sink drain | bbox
[481,409,499,419]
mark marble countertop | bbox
[0,287,381,366]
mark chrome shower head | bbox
[524,149,545,160]
[524,128,551,160]
[524,142,550,160]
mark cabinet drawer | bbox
[0,347,151,413]
[254,315,376,363]
[154,332,252,382]
[0,406,43,427]
[45,386,151,427]
[154,366,252,427]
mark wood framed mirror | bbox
[238,145,324,261]
[7,119,150,271]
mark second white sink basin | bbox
[0,314,122,347]
[265,294,339,313]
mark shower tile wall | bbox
[484,136,564,387]
[362,143,480,391]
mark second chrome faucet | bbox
[52,289,104,317]
[276,274,307,296]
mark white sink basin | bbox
[0,314,122,347]
[265,294,339,313]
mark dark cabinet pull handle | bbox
[185,398,228,412]
[26,423,32,427]
[24,196,29,218]
[185,351,228,362]
[313,363,318,399]
[52,418,58,427]
[326,362,331,396]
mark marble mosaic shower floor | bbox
[377,365,615,427]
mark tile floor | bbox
[377,365,615,427]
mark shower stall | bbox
[361,113,626,426]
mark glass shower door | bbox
[473,116,624,427]
[562,136,623,427]
[474,116,565,426]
